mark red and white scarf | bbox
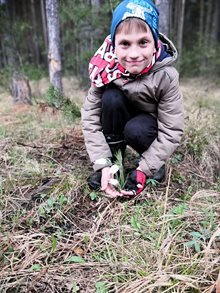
[89,35,161,87]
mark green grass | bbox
[0,78,219,292]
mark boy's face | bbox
[114,24,156,75]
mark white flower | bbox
[108,179,119,186]
[109,164,119,174]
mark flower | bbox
[108,178,120,186]
[109,164,119,174]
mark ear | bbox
[153,47,157,54]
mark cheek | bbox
[115,49,124,60]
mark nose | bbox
[128,45,139,59]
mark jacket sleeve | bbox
[81,85,112,171]
[139,68,184,176]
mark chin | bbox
[128,69,142,75]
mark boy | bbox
[81,0,184,198]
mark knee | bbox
[102,88,126,110]
[124,119,143,143]
[124,116,158,150]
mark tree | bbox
[31,0,40,65]
[45,0,62,92]
[155,0,169,36]
[211,1,219,44]
[177,0,185,58]
[0,0,16,67]
[41,0,48,51]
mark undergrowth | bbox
[0,79,219,292]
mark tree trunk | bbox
[211,0,219,44]
[204,0,213,47]
[155,0,170,36]
[41,0,48,50]
[45,0,62,92]
[2,1,16,66]
[12,72,32,105]
[90,0,101,49]
[91,0,100,7]
[31,0,40,66]
[199,0,204,45]
[177,0,185,58]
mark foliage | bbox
[0,64,47,90]
[44,86,80,122]
[2,0,220,288]
[180,39,220,77]
[1,0,220,88]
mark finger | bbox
[101,169,111,190]
[104,186,121,198]
[101,180,108,191]
[120,190,136,197]
[104,193,118,198]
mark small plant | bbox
[30,264,42,272]
[185,127,208,158]
[44,86,80,121]
[185,231,206,252]
[169,203,189,215]
[170,152,184,164]
[106,150,126,190]
[64,255,86,264]
[130,214,141,230]
[38,193,69,218]
[95,282,108,293]
[167,203,189,233]
[172,170,185,184]
[58,193,68,207]
[146,178,158,187]
[90,191,98,201]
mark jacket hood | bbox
[151,33,178,73]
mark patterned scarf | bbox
[89,35,161,87]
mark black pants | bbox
[101,88,158,154]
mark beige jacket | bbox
[81,34,184,176]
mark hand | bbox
[101,167,121,198]
[120,169,146,198]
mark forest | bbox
[0,1,220,293]
[0,0,220,86]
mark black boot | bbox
[87,134,126,190]
[87,170,102,190]
[151,165,166,182]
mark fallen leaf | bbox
[73,247,84,256]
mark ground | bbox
[0,78,219,292]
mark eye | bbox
[119,40,130,48]
[139,39,148,46]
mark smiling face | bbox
[114,18,156,75]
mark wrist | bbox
[136,166,146,175]
[93,158,112,171]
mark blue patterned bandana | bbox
[110,0,159,47]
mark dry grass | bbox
[0,78,219,292]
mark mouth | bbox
[127,60,143,64]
